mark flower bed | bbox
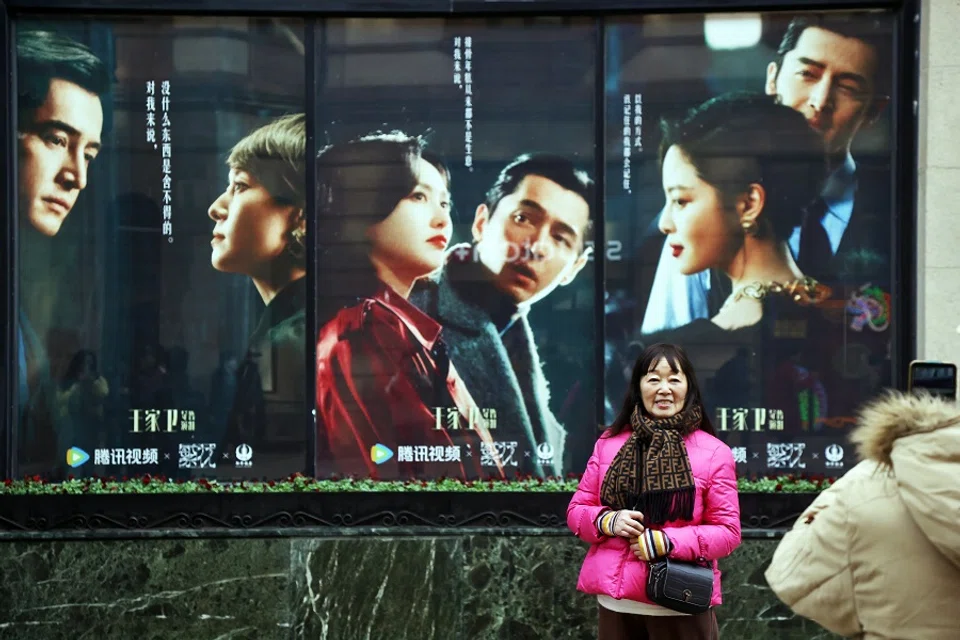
[0,473,834,495]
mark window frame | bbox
[0,0,920,537]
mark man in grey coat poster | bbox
[411,154,593,477]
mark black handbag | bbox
[646,557,714,615]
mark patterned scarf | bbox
[599,404,700,526]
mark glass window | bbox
[8,8,903,486]
[14,17,308,480]
[603,11,896,475]
[312,18,598,480]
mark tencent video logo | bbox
[370,444,394,465]
[66,447,90,468]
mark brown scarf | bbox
[599,404,700,526]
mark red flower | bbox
[67,474,75,481]
[141,476,151,486]
[32,475,41,483]
[268,481,276,488]
[775,483,783,492]
[3,479,11,487]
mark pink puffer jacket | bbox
[567,427,741,606]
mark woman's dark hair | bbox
[605,343,715,437]
[314,131,449,320]
[61,350,97,390]
[658,92,826,242]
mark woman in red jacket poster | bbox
[314,132,503,480]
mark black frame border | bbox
[0,0,908,15]
[0,0,921,537]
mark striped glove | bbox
[596,510,620,537]
[635,529,673,561]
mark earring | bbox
[287,227,306,260]
[741,220,759,238]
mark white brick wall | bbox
[918,0,960,364]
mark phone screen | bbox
[908,361,958,401]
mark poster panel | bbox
[313,18,598,480]
[604,11,895,475]
[14,18,309,480]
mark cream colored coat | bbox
[765,392,960,639]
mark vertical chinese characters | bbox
[634,94,643,152]
[454,36,474,169]
[622,94,631,192]
[622,93,643,193]
[146,81,156,143]
[160,80,173,240]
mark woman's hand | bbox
[613,510,645,538]
[599,509,645,538]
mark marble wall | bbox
[0,535,838,640]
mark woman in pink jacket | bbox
[568,343,741,639]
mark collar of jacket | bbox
[850,391,960,467]
[369,282,443,350]
[249,276,307,344]
[418,243,527,333]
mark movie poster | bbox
[603,11,896,475]
[312,18,598,480]
[10,10,903,486]
[14,18,309,480]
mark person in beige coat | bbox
[764,390,960,639]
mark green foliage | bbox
[0,473,833,495]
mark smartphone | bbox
[907,360,958,401]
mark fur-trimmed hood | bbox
[765,389,960,638]
[849,390,960,567]
[850,390,960,467]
